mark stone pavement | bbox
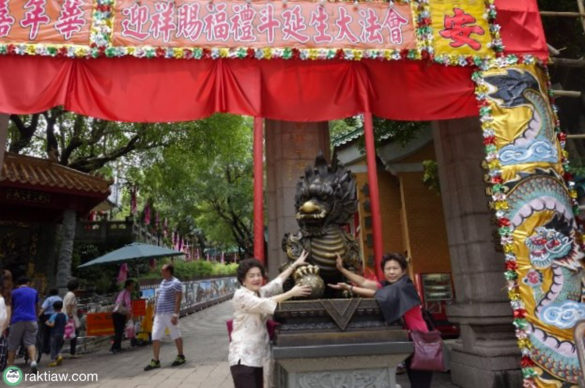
[13,301,458,387]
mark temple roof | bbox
[0,152,111,195]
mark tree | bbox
[128,114,255,257]
[8,108,175,172]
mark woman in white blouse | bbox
[229,251,311,388]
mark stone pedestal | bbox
[432,118,522,388]
[265,120,330,277]
[273,299,412,388]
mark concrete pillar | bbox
[0,114,8,178]
[265,120,330,278]
[432,117,522,388]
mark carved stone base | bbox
[274,349,411,388]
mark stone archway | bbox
[433,117,521,387]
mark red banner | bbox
[86,312,114,337]
[132,299,146,317]
[0,0,92,44]
[112,0,415,50]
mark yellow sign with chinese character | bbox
[431,0,494,58]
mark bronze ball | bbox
[296,273,325,299]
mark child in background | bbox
[45,301,67,367]
[39,289,62,359]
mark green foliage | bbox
[139,260,237,281]
[127,114,254,256]
[71,244,100,274]
[422,160,441,195]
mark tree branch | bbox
[60,115,85,165]
[8,114,40,153]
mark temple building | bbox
[0,152,110,290]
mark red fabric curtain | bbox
[0,56,478,122]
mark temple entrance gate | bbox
[0,0,580,386]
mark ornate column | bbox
[433,117,521,388]
[265,120,330,278]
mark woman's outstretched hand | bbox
[293,250,309,268]
[328,282,350,291]
[290,284,312,298]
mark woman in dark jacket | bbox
[329,252,433,388]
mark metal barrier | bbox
[574,319,585,387]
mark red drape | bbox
[496,0,548,60]
[0,56,478,121]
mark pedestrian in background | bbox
[144,263,185,371]
[63,278,80,358]
[0,272,9,371]
[6,277,39,373]
[39,289,62,360]
[111,279,134,354]
[45,300,67,367]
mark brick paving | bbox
[11,301,458,387]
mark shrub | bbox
[139,260,237,281]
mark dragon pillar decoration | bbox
[474,64,585,387]
[282,154,361,298]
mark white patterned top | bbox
[228,277,283,367]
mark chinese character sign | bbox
[430,0,492,58]
[0,0,91,44]
[113,0,415,50]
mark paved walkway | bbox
[13,301,458,387]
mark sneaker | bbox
[48,361,58,367]
[56,356,63,366]
[144,359,160,371]
[30,361,38,373]
[171,355,185,367]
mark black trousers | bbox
[230,363,263,388]
[50,334,64,360]
[405,354,433,388]
[111,312,127,351]
[39,315,50,354]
